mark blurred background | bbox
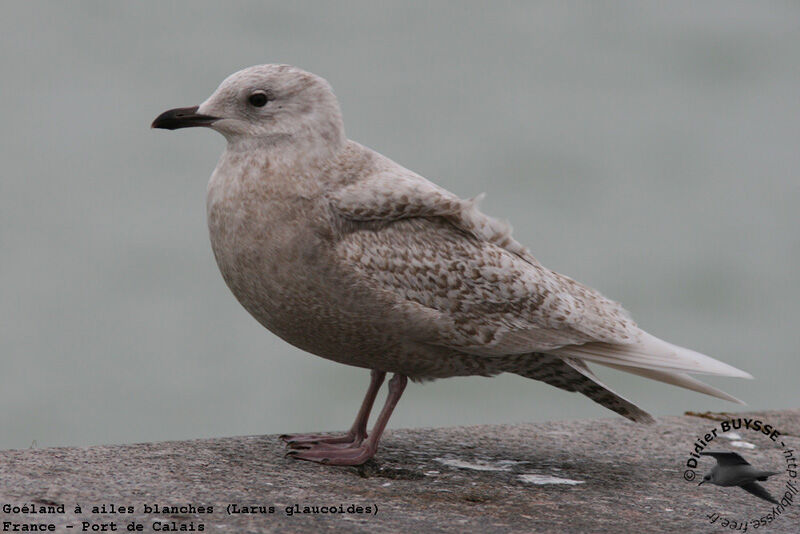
[1,2,797,450]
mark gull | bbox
[152,64,752,466]
[699,451,780,504]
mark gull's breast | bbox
[205,163,383,365]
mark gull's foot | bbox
[280,373,405,466]
[280,431,365,450]
[286,442,377,466]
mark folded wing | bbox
[329,145,751,407]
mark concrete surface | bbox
[0,410,798,533]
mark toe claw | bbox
[287,439,317,447]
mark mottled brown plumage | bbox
[153,64,751,465]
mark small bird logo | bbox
[699,451,780,504]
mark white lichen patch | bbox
[434,458,513,472]
[518,474,585,485]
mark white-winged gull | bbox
[152,64,752,465]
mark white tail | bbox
[598,363,745,404]
[549,329,751,401]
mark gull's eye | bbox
[248,92,269,107]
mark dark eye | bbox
[248,92,269,107]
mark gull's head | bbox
[152,64,345,152]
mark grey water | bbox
[1,1,798,450]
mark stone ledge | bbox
[0,410,798,533]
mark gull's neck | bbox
[211,133,347,202]
[225,129,345,174]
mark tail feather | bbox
[508,353,655,424]
[550,330,752,378]
[504,329,750,423]
[597,362,746,404]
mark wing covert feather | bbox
[334,216,639,354]
[326,142,751,398]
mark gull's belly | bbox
[209,230,496,379]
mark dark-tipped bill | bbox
[151,106,219,130]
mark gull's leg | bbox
[281,370,386,449]
[287,374,407,465]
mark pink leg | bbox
[280,370,386,449]
[287,374,408,465]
